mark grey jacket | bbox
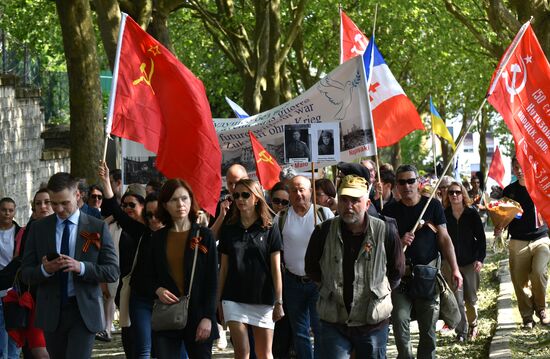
[21,212,119,332]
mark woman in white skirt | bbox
[218,179,284,359]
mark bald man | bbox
[274,176,333,359]
[211,164,249,238]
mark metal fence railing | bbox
[1,29,69,123]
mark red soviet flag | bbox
[340,10,368,63]
[488,145,505,188]
[107,14,221,215]
[487,22,550,224]
[248,131,281,190]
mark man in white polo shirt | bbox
[275,176,333,359]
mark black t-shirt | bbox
[382,196,446,265]
[503,181,548,240]
[219,220,282,305]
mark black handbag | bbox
[151,228,200,331]
[2,271,30,330]
[407,264,438,300]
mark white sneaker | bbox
[216,331,228,349]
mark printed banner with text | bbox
[214,55,375,176]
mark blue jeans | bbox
[130,295,153,359]
[284,272,321,359]
[0,301,21,359]
[319,321,388,359]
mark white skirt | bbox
[222,300,275,329]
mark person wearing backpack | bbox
[274,176,333,359]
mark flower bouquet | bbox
[487,197,523,252]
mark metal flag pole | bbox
[311,161,318,227]
[403,97,489,252]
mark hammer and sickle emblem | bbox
[350,33,367,55]
[257,150,274,165]
[133,58,155,94]
[502,57,527,104]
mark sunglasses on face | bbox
[121,202,137,209]
[448,190,462,196]
[232,192,252,200]
[397,178,417,185]
[272,198,289,206]
[90,194,103,200]
[145,212,158,219]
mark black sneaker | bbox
[95,331,112,342]
[522,320,534,330]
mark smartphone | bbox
[46,252,60,261]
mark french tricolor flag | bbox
[340,11,424,147]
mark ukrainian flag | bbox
[430,97,456,150]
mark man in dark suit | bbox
[21,172,119,358]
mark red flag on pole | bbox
[342,11,424,147]
[487,22,550,224]
[248,131,281,190]
[340,10,368,64]
[106,14,221,215]
[488,145,505,188]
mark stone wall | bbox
[0,75,70,225]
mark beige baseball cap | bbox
[338,175,369,198]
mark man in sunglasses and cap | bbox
[382,164,462,359]
[305,175,404,358]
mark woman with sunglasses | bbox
[270,182,290,214]
[442,182,486,342]
[151,179,218,358]
[99,163,161,358]
[218,179,284,359]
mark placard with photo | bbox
[311,122,340,163]
[284,124,311,163]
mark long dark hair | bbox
[157,179,200,227]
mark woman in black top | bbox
[218,179,284,359]
[99,163,158,358]
[443,181,486,342]
[151,179,218,359]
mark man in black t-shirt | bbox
[383,164,462,359]
[496,157,550,329]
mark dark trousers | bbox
[44,301,95,359]
[155,332,211,359]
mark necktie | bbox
[60,219,70,305]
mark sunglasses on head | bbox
[397,178,417,185]
[121,202,137,209]
[90,194,103,200]
[272,198,289,206]
[232,192,252,200]
[448,190,462,196]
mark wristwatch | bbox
[274,299,283,306]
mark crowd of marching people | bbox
[0,155,547,359]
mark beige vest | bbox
[317,216,393,326]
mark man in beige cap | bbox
[305,175,404,358]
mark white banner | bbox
[214,55,375,175]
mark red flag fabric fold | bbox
[488,145,505,188]
[110,14,221,215]
[248,131,281,190]
[487,23,550,224]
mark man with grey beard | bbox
[305,175,404,358]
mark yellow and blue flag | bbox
[430,97,456,150]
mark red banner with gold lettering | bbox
[107,14,221,215]
[248,131,281,190]
[487,23,550,224]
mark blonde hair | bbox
[227,179,274,228]
[443,181,472,208]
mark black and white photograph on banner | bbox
[311,122,340,162]
[121,139,164,185]
[284,124,311,163]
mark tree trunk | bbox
[479,106,489,189]
[147,8,174,52]
[391,143,401,169]
[56,0,104,181]
[93,0,121,71]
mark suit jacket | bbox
[149,223,219,340]
[20,212,119,333]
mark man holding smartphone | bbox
[21,172,119,358]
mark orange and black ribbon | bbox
[190,236,208,254]
[81,231,101,253]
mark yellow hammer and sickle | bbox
[257,150,274,165]
[132,58,155,94]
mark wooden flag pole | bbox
[311,161,318,227]
[403,97,489,252]
[102,136,110,163]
